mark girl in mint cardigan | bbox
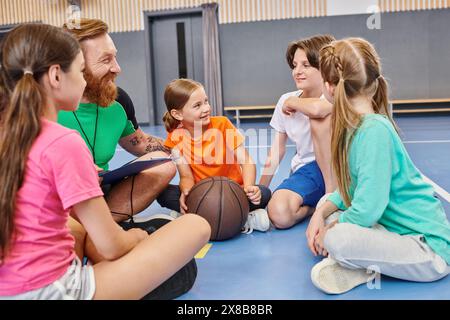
[306,37,450,295]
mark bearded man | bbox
[59,19,176,262]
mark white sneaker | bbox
[242,209,270,234]
[311,257,378,294]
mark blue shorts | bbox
[275,161,325,207]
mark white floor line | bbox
[421,174,450,203]
[403,140,450,144]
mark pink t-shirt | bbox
[0,119,103,296]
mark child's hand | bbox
[306,211,325,256]
[179,189,190,214]
[244,185,261,205]
[313,220,338,257]
[127,227,148,243]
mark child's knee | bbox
[267,200,295,229]
[163,161,177,180]
[143,161,176,183]
[181,214,211,242]
[324,223,355,257]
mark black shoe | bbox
[143,257,198,300]
[118,213,198,300]
[118,214,174,234]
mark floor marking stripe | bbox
[195,243,212,259]
[403,140,450,144]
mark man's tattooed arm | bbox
[145,135,170,154]
[130,136,140,146]
[119,129,169,157]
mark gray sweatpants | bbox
[319,196,450,282]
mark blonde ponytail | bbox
[331,78,360,207]
[373,75,399,132]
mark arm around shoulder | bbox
[283,96,332,119]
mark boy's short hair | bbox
[286,34,335,69]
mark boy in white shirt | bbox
[259,34,336,229]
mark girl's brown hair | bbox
[0,23,80,263]
[163,78,203,132]
[319,37,396,206]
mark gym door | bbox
[150,14,204,125]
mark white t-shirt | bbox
[270,90,319,172]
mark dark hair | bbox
[286,34,335,69]
[0,23,80,263]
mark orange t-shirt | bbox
[164,116,245,185]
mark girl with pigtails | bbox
[306,37,450,294]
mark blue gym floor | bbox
[110,114,450,300]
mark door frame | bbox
[144,7,203,126]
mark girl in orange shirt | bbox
[157,79,271,234]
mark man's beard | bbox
[83,69,118,107]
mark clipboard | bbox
[99,156,172,185]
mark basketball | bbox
[186,176,249,241]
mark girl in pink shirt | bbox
[0,23,210,300]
